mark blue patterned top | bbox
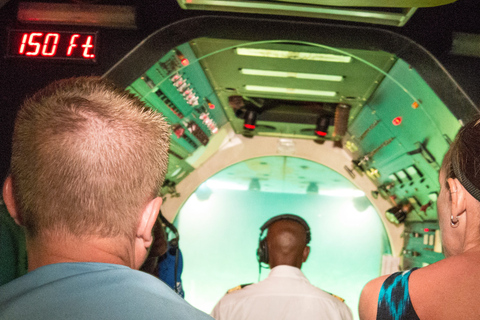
[377,268,420,320]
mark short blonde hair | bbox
[11,77,170,239]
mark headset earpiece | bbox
[257,237,269,265]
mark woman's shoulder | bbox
[409,251,480,319]
[409,250,477,286]
[359,251,480,320]
[358,273,390,319]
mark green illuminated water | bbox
[175,157,390,320]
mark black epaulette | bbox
[226,283,253,294]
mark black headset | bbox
[256,214,311,265]
[158,210,182,295]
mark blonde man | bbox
[0,77,212,320]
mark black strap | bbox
[452,159,480,202]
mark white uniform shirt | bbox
[211,265,353,320]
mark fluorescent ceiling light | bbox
[18,2,136,29]
[245,85,336,97]
[240,68,343,82]
[236,48,352,63]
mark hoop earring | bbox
[451,215,459,228]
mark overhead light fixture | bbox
[243,109,257,130]
[307,182,319,194]
[17,2,136,29]
[236,48,352,63]
[240,68,343,82]
[176,1,422,27]
[245,85,336,97]
[195,183,213,201]
[315,116,330,137]
[353,196,371,212]
[249,178,261,191]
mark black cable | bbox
[158,210,181,295]
[174,246,179,294]
[158,210,179,241]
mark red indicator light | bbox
[392,116,402,126]
[315,131,327,137]
[175,49,189,66]
[244,124,256,130]
[208,102,215,109]
[424,228,430,232]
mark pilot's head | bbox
[266,218,311,269]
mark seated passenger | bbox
[359,115,480,320]
[0,198,27,286]
[211,214,353,320]
[0,77,212,320]
[140,218,168,277]
[141,214,185,298]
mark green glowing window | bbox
[175,156,391,319]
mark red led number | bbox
[42,33,59,56]
[25,32,43,56]
[19,34,28,54]
[16,32,95,60]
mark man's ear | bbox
[2,176,22,226]
[303,246,310,263]
[448,178,466,217]
[136,197,163,248]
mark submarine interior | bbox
[1,0,480,318]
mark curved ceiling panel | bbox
[104,16,476,248]
[176,0,457,26]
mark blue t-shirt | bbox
[159,246,184,297]
[0,262,212,320]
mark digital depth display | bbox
[7,30,97,62]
